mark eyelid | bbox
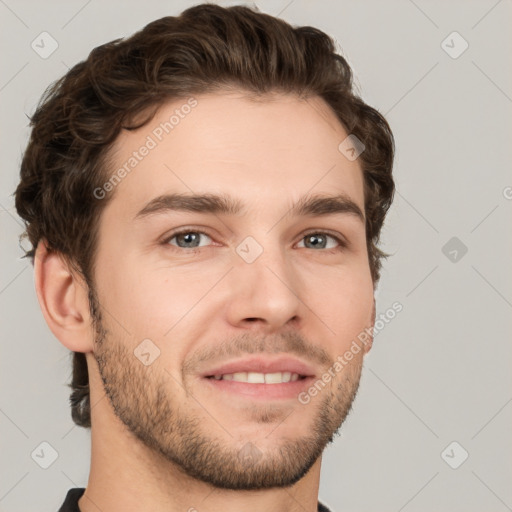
[161,227,215,247]
[300,228,348,248]
[160,226,349,250]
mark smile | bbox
[203,373,314,400]
[206,371,305,383]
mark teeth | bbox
[265,372,284,384]
[211,372,302,383]
[247,372,265,383]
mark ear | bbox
[362,297,376,355]
[34,239,94,353]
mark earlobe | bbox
[34,239,94,353]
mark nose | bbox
[224,242,303,333]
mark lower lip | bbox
[202,376,315,400]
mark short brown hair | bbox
[14,3,395,428]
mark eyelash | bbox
[161,228,348,254]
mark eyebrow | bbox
[134,192,365,223]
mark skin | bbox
[35,91,376,512]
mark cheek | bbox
[103,261,215,338]
[307,268,374,348]
[93,247,164,336]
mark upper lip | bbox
[201,355,316,378]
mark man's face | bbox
[90,91,374,489]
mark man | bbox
[15,3,394,511]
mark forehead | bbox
[104,91,365,218]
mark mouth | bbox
[202,372,315,400]
[205,371,307,383]
[200,356,316,400]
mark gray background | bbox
[1,1,511,511]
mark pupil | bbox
[180,233,199,247]
[308,234,324,248]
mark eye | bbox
[296,231,346,251]
[164,230,213,250]
[161,229,347,253]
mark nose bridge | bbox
[226,230,302,329]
